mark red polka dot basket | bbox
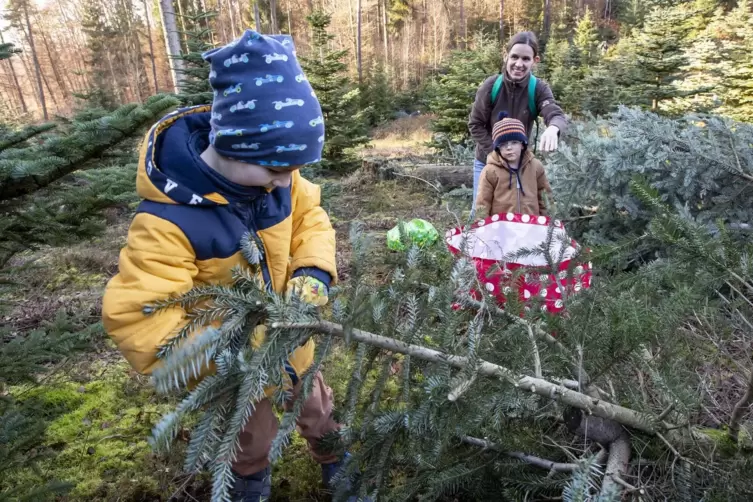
[445,212,592,315]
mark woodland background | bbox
[2,0,753,501]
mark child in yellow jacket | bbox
[475,112,553,218]
[102,30,361,501]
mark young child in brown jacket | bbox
[475,112,553,218]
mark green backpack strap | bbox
[490,74,504,105]
[490,73,538,119]
[528,74,538,118]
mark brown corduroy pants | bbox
[231,371,340,476]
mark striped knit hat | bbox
[492,112,528,150]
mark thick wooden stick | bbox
[271,320,661,434]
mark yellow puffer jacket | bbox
[102,105,337,378]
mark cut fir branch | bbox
[0,94,179,201]
[149,194,753,500]
[273,320,663,435]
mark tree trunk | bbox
[270,0,278,34]
[216,0,228,42]
[499,0,505,42]
[226,0,238,38]
[420,0,427,81]
[459,0,466,50]
[254,0,261,31]
[56,0,89,92]
[356,0,362,84]
[158,0,186,93]
[37,22,68,97]
[175,0,190,51]
[382,0,389,67]
[543,0,551,42]
[22,0,48,120]
[0,30,27,114]
[143,0,160,93]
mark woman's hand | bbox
[538,125,560,152]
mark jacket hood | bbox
[136,105,265,207]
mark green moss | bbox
[11,363,183,501]
[271,431,325,501]
[46,266,106,291]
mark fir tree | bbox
[361,60,395,127]
[299,11,369,173]
[426,34,501,151]
[716,0,753,122]
[573,8,600,67]
[616,5,705,112]
[0,94,179,267]
[548,106,753,263]
[148,109,753,502]
[174,11,217,106]
[79,0,120,109]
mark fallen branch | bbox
[271,320,661,434]
[729,369,753,443]
[600,435,632,498]
[459,435,585,473]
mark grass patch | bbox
[363,115,434,159]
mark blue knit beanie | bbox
[201,30,324,167]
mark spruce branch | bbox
[459,435,584,473]
[272,320,663,434]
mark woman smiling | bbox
[468,31,567,204]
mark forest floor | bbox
[1,116,467,501]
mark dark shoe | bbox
[322,453,373,502]
[230,466,271,502]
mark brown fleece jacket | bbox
[468,72,568,163]
[475,150,553,216]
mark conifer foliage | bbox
[426,35,501,150]
[0,94,179,268]
[150,110,753,501]
[299,11,369,173]
[174,12,218,106]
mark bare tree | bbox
[143,0,160,93]
[459,0,466,50]
[382,0,389,67]
[543,0,552,41]
[254,1,262,31]
[499,0,505,42]
[158,0,185,93]
[270,0,279,34]
[21,0,48,120]
[356,0,362,83]
[0,30,27,114]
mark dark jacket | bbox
[468,73,568,163]
[475,150,552,216]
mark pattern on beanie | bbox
[492,111,528,149]
[202,30,324,167]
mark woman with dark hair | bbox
[468,31,567,204]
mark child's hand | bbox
[286,276,328,306]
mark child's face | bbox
[505,44,538,81]
[498,141,524,164]
[201,147,298,189]
[220,157,297,189]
